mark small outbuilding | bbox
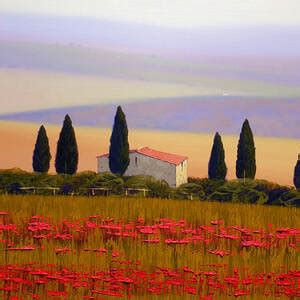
[97,147,188,188]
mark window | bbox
[135,157,138,166]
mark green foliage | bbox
[32,125,51,173]
[145,179,171,199]
[208,180,242,203]
[175,182,205,200]
[124,175,156,188]
[55,114,79,175]
[7,182,23,194]
[0,170,297,207]
[89,172,124,194]
[279,190,300,207]
[71,171,97,190]
[208,190,233,202]
[236,119,256,179]
[208,180,268,205]
[208,132,227,180]
[60,183,75,195]
[0,169,31,190]
[251,180,290,205]
[293,158,300,189]
[188,177,225,198]
[109,106,130,175]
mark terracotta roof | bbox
[136,147,187,165]
[97,147,188,165]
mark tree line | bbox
[208,119,256,181]
[33,115,79,175]
[32,106,300,188]
[32,106,129,176]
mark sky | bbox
[1,1,300,117]
[1,0,300,28]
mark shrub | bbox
[188,177,225,198]
[7,182,23,194]
[89,172,124,195]
[60,183,75,195]
[279,190,300,206]
[208,180,268,205]
[124,175,155,189]
[175,183,205,200]
[209,191,233,202]
[146,179,171,199]
[0,169,297,207]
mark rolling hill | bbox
[1,97,300,138]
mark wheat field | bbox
[0,194,299,299]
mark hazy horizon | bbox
[0,3,300,139]
[2,1,300,28]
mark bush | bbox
[60,183,75,195]
[188,177,225,198]
[175,183,205,200]
[235,189,267,204]
[279,190,300,207]
[208,180,268,205]
[0,169,32,190]
[7,182,23,194]
[73,171,97,186]
[124,175,155,189]
[146,179,171,199]
[209,191,233,202]
[0,169,298,207]
[89,172,124,194]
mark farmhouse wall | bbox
[97,150,188,188]
[125,152,177,187]
[176,160,188,187]
[97,156,110,173]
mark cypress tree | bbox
[55,114,78,175]
[109,106,130,175]
[208,132,227,180]
[236,119,256,179]
[293,155,300,189]
[32,125,51,173]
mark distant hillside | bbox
[1,96,300,138]
[2,13,300,58]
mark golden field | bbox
[0,120,299,186]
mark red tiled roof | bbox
[136,147,187,165]
[97,147,188,165]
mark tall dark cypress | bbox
[109,106,130,175]
[32,125,51,173]
[293,154,300,189]
[208,132,227,180]
[236,119,256,179]
[55,114,78,175]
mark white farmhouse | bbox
[97,147,188,188]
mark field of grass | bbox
[0,194,299,299]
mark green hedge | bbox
[0,169,298,207]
